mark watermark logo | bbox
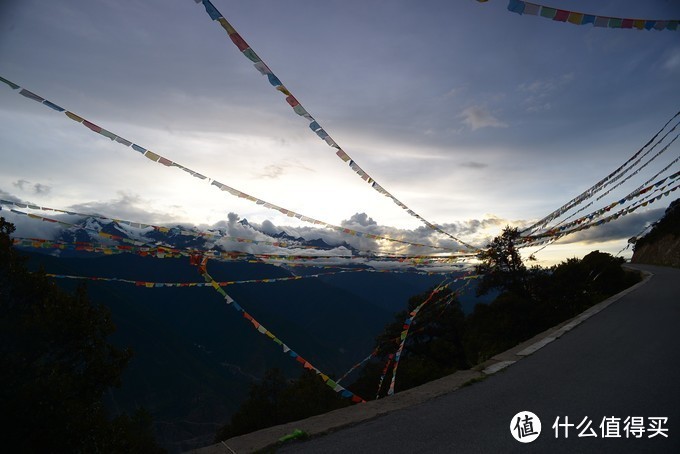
[510,411,542,443]
[552,416,669,438]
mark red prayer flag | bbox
[229,33,249,52]
[621,18,634,29]
[82,119,102,133]
[553,9,569,22]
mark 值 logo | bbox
[510,411,542,443]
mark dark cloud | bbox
[438,216,513,238]
[33,183,51,195]
[12,179,29,190]
[459,161,488,169]
[0,188,22,203]
[11,180,51,195]
[343,212,378,227]
[556,208,666,245]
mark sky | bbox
[1,0,679,265]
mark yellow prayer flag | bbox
[567,12,584,25]
[65,111,84,123]
[218,17,236,34]
[144,150,161,162]
[276,85,292,96]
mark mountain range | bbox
[52,215,359,255]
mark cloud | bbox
[518,73,574,113]
[260,219,278,235]
[343,212,377,227]
[0,189,67,240]
[13,179,30,191]
[254,161,314,180]
[33,183,51,195]
[1,210,67,241]
[0,188,22,203]
[459,161,488,169]
[554,208,665,245]
[257,164,286,179]
[519,73,574,94]
[443,87,463,99]
[459,106,508,131]
[67,191,180,225]
[11,179,52,195]
[662,47,680,73]
[270,212,521,256]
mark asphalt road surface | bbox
[280,264,680,453]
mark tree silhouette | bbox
[475,226,528,297]
[0,217,163,453]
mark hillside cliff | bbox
[631,198,680,267]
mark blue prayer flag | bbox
[202,0,222,20]
[267,73,282,87]
[42,100,65,112]
[582,15,596,25]
[507,0,525,14]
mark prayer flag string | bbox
[43,268,369,288]
[524,170,680,240]
[336,274,477,386]
[40,267,480,287]
[194,256,366,404]
[520,111,680,235]
[8,231,470,270]
[593,133,679,203]
[376,353,395,400]
[502,1,679,31]
[539,147,680,234]
[336,349,379,385]
[190,0,476,250]
[387,282,452,396]
[519,179,680,245]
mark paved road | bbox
[280,265,680,453]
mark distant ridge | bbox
[44,215,358,257]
